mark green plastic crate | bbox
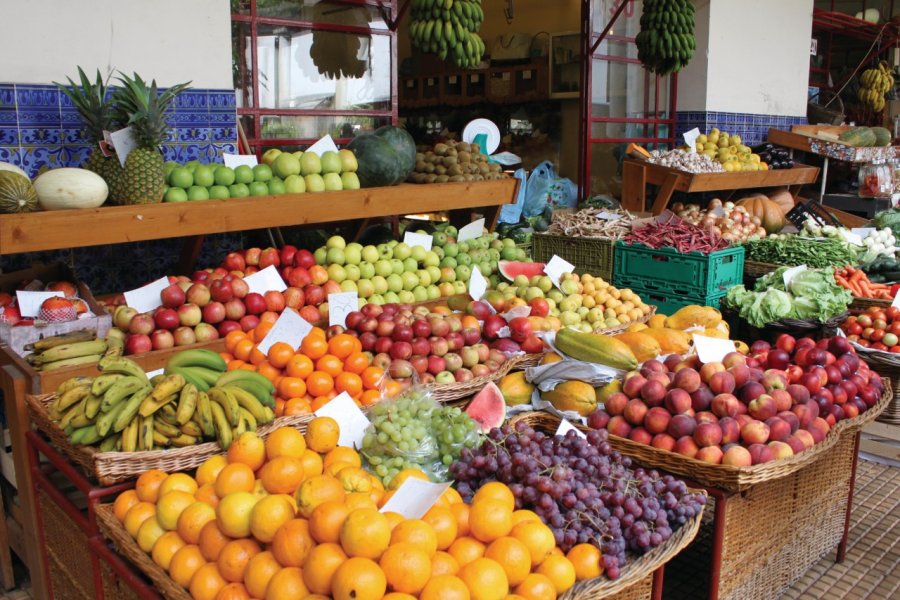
[629,286,727,316]
[613,242,745,297]
[532,233,615,281]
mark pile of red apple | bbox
[588,335,883,466]
[219,245,338,293]
[840,306,900,352]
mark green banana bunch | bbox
[409,0,485,69]
[635,0,696,75]
[24,335,107,371]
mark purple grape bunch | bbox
[450,422,706,579]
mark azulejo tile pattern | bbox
[675,111,808,146]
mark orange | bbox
[323,446,361,469]
[197,455,228,487]
[316,354,344,378]
[113,489,140,522]
[339,507,391,559]
[383,379,403,398]
[442,487,464,505]
[265,426,307,460]
[190,562,228,600]
[510,510,541,527]
[390,519,438,556]
[259,456,305,495]
[510,522,556,568]
[485,537,531,587]
[432,550,460,576]
[383,511,405,531]
[151,531,186,571]
[216,582,251,600]
[450,503,471,537]
[306,417,340,453]
[380,543,431,594]
[124,502,157,538]
[334,466,372,493]
[157,491,196,531]
[135,469,168,503]
[458,557,509,600]
[267,342,295,369]
[420,575,472,600]
[243,551,281,599]
[328,334,357,359]
[283,396,312,416]
[469,500,513,543]
[343,352,370,375]
[247,494,295,543]
[361,366,386,390]
[216,492,259,538]
[331,557,386,600]
[265,566,309,599]
[514,573,557,600]
[383,594,417,600]
[169,544,206,588]
[256,361,281,383]
[295,474,345,518]
[566,544,602,581]
[311,393,337,411]
[271,518,315,567]
[177,501,217,545]
[277,376,307,400]
[343,492,376,512]
[423,505,458,550]
[249,346,268,367]
[473,482,515,513]
[359,389,382,406]
[137,516,166,554]
[302,543,347,595]
[227,359,247,371]
[198,520,233,562]
[335,372,363,397]
[300,335,328,360]
[448,537,486,568]
[217,538,262,583]
[226,432,266,471]
[536,556,576,594]
[285,354,314,379]
[306,371,334,398]
[225,330,248,353]
[215,463,256,497]
[196,483,220,508]
[309,500,350,544]
[233,339,255,362]
[159,473,199,498]
[299,449,324,477]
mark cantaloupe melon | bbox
[0,171,39,213]
[0,161,28,179]
[33,168,108,210]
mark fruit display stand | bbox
[620,158,820,215]
[89,535,159,600]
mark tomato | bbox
[871,310,887,323]
[890,322,900,336]
[848,334,859,342]
[890,345,900,353]
[857,339,870,347]
[863,327,875,340]
[845,316,858,325]
[857,314,873,328]
[873,319,888,330]
[883,332,899,347]
[870,329,885,342]
[887,306,900,321]
[847,323,863,336]
[872,342,888,351]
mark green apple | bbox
[402,257,418,273]
[412,286,429,302]
[361,245,379,263]
[261,148,282,165]
[164,161,178,176]
[292,150,304,161]
[386,273,403,293]
[326,236,346,250]
[359,262,375,279]
[344,245,361,265]
[273,153,301,178]
[340,172,360,190]
[339,280,357,292]
[267,179,286,195]
[187,186,209,201]
[443,243,459,258]
[456,253,472,267]
[452,281,467,295]
[327,264,347,283]
[193,165,215,187]
[432,231,448,247]
[426,285,441,300]
[300,153,322,176]
[357,279,375,299]
[168,167,193,189]
[304,174,325,192]
[338,148,358,173]
[425,266,441,283]
[410,245,427,262]
[388,240,399,248]
[445,226,458,238]
[284,174,306,194]
[455,265,472,282]
[391,259,405,275]
[214,166,236,186]
[234,165,254,184]
[393,243,412,260]
[344,264,360,281]
[325,247,345,265]
[374,260,393,278]
[377,244,393,259]
[423,251,440,268]
[369,293,385,305]
[164,187,188,202]
[252,164,273,182]
[248,181,269,196]
[371,276,388,295]
[314,248,327,265]
[384,291,400,304]
[185,160,201,171]
[323,172,343,192]
[401,272,419,291]
[228,183,250,198]
[439,267,456,283]
[440,256,457,269]
[321,151,341,174]
[208,185,230,200]
[398,290,415,304]
[417,270,432,286]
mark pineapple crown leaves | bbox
[112,72,191,150]
[53,67,116,144]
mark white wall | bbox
[0,0,232,88]
[674,0,710,112]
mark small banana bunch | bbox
[50,350,275,453]
[409,0,485,69]
[858,61,894,112]
[24,329,123,371]
[635,0,696,75]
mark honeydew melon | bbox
[33,167,108,210]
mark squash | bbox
[0,171,39,213]
[871,127,892,147]
[0,161,29,180]
[33,168,108,210]
[736,195,786,234]
[839,127,877,147]
[767,188,795,215]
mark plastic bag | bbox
[498,168,528,224]
[522,160,578,217]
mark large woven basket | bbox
[595,306,657,336]
[742,260,780,278]
[848,295,892,312]
[425,353,543,403]
[27,393,313,486]
[509,380,890,493]
[850,347,900,424]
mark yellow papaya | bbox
[700,326,729,340]
[626,322,649,332]
[498,371,535,406]
[541,352,564,365]
[735,340,750,354]
[595,380,622,405]
[665,305,723,330]
[641,328,692,354]
[555,329,638,370]
[613,331,662,363]
[648,314,668,329]
[541,380,597,416]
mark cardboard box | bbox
[0,263,111,357]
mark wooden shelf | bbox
[768,127,900,164]
[0,179,519,255]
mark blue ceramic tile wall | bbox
[0,83,242,292]
[675,111,807,146]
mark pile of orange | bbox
[221,325,400,417]
[114,420,594,600]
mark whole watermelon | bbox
[347,125,416,187]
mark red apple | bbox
[239,315,260,332]
[124,333,152,355]
[294,249,315,269]
[218,320,242,337]
[160,284,186,309]
[129,314,156,335]
[194,323,220,342]
[150,329,175,350]
[264,291,286,313]
[201,302,226,324]
[173,326,197,346]
[224,298,246,321]
[243,293,267,315]
[177,303,202,327]
[223,252,246,272]
[186,283,211,307]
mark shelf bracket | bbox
[591,0,633,55]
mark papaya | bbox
[640,328,692,354]
[595,379,622,405]
[626,322,649,332]
[648,314,668,329]
[700,326,728,340]
[541,380,597,416]
[665,305,723,330]
[498,371,535,407]
[735,340,750,355]
[554,329,638,370]
[613,331,662,363]
[541,352,563,365]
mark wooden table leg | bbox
[350,219,371,242]
[176,235,206,275]
[482,204,501,232]
[650,173,683,215]
[621,160,647,212]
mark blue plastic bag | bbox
[499,168,528,223]
[522,161,578,218]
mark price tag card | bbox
[682,127,701,152]
[596,211,622,221]
[123,277,170,314]
[403,231,433,251]
[305,134,339,157]
[314,392,370,449]
[329,292,359,327]
[555,418,586,439]
[782,264,807,288]
[851,227,876,239]
[544,255,575,290]
[457,218,486,243]
[223,153,258,168]
[145,368,165,379]
[501,305,532,321]
[468,266,488,301]
[110,127,138,166]
[840,230,864,246]
[16,291,64,317]
[891,291,900,309]
[380,478,452,519]
[257,309,313,354]
[243,265,287,296]
[692,334,737,364]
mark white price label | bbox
[457,218,485,243]
[243,265,287,296]
[123,277,170,314]
[256,309,313,354]
[544,255,575,290]
[468,267,488,301]
[555,419,586,439]
[403,231,433,251]
[223,153,258,168]
[305,134,339,157]
[682,127,701,152]
[380,478,451,519]
[692,334,737,364]
[314,392,370,449]
[328,292,359,327]
[110,127,138,167]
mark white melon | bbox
[33,168,108,210]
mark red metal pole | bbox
[836,431,862,563]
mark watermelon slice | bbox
[498,260,545,282]
[465,382,506,432]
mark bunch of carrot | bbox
[834,266,894,299]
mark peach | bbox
[738,381,766,404]
[690,385,714,412]
[770,389,793,413]
[640,359,667,376]
[784,435,806,455]
[711,393,740,418]
[651,433,677,452]
[696,446,724,464]
[764,417,792,442]
[777,411,799,433]
[644,407,672,435]
[646,372,672,389]
[735,414,753,429]
[673,436,700,459]
[664,388,693,414]
[628,427,653,446]
[722,352,746,369]
[762,369,788,393]
[767,440,794,460]
[607,416,632,438]
[722,445,752,467]
[672,368,702,393]
[792,400,818,429]
[708,371,736,395]
[693,422,723,448]
[695,411,718,425]
[623,399,649,426]
[741,420,771,445]
[728,364,751,388]
[786,383,810,404]
[699,361,726,384]
[640,380,668,408]
[667,414,696,439]
[793,429,816,449]
[748,443,774,464]
[748,394,778,421]
[663,354,683,372]
[604,392,629,416]
[718,417,741,445]
[623,374,647,399]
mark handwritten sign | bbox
[329,292,359,327]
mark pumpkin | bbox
[766,188,795,215]
[33,168,108,210]
[736,195,786,234]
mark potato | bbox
[435,175,449,183]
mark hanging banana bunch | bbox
[408,0,486,70]
[858,60,894,113]
[635,0,696,75]
[310,4,368,80]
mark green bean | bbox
[742,238,856,268]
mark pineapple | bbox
[112,73,190,204]
[54,68,125,203]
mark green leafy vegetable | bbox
[742,237,856,268]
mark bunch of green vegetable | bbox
[724,267,852,328]
[742,237,857,268]
[789,219,897,265]
[874,208,900,239]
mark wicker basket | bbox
[426,354,534,402]
[848,295,893,312]
[509,380,890,493]
[742,260,780,278]
[37,487,98,599]
[850,347,900,424]
[27,394,313,486]
[595,306,657,336]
